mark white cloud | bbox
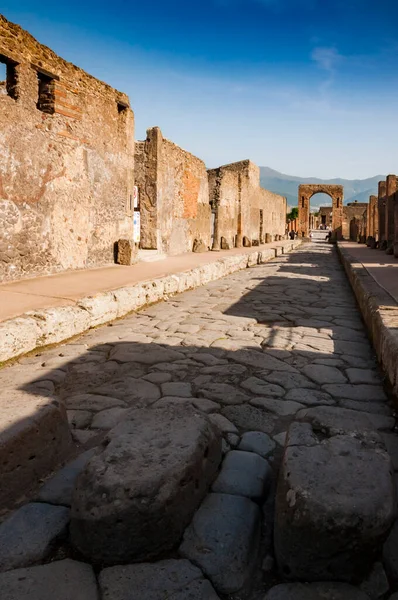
[311,46,342,73]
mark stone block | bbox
[0,503,70,572]
[238,431,276,457]
[193,239,208,253]
[35,449,97,506]
[0,559,99,600]
[179,492,261,594]
[116,239,138,265]
[0,390,73,510]
[274,422,395,581]
[243,236,251,247]
[99,559,220,599]
[71,405,222,564]
[264,582,370,599]
[212,449,271,500]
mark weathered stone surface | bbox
[192,397,221,413]
[383,520,398,582]
[208,413,238,434]
[99,559,220,600]
[197,382,250,404]
[346,368,382,385]
[222,404,277,433]
[94,378,161,405]
[323,384,387,401]
[193,239,208,253]
[231,348,297,372]
[65,394,126,411]
[36,449,97,506]
[109,344,184,364]
[0,503,70,572]
[264,582,370,599]
[241,377,285,397]
[71,406,221,564]
[302,364,347,384]
[285,388,335,406]
[274,422,395,581]
[238,431,276,457]
[0,390,73,509]
[179,493,261,594]
[212,450,271,500]
[251,397,304,417]
[116,239,138,266]
[359,561,389,599]
[295,405,394,433]
[91,407,128,430]
[262,371,317,390]
[0,559,99,600]
[161,382,192,397]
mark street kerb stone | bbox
[0,559,99,600]
[0,390,73,509]
[0,502,70,572]
[212,449,272,501]
[295,405,394,434]
[70,405,222,564]
[179,492,261,595]
[274,422,395,581]
[99,559,221,600]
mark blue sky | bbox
[2,0,398,178]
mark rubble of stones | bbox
[1,243,398,600]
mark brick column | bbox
[385,175,397,251]
[378,181,387,249]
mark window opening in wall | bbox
[117,100,129,115]
[302,197,305,208]
[35,67,58,114]
[337,198,340,208]
[0,54,19,100]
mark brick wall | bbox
[0,15,134,281]
[135,127,211,255]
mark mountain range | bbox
[259,167,384,210]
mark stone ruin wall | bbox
[341,202,368,240]
[0,15,134,281]
[208,160,286,249]
[135,127,211,255]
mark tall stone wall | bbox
[342,202,368,240]
[208,160,286,250]
[135,127,211,255]
[0,15,134,281]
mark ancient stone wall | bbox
[135,127,211,255]
[208,160,286,250]
[385,175,397,247]
[0,15,134,281]
[342,202,368,240]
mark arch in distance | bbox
[298,184,344,239]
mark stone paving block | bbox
[71,406,221,564]
[274,422,395,581]
[231,348,297,372]
[94,378,161,406]
[179,492,261,594]
[160,382,192,397]
[212,450,271,500]
[99,559,221,599]
[110,344,185,364]
[251,397,304,417]
[322,384,387,401]
[192,398,221,413]
[285,388,335,406]
[295,405,394,434]
[238,431,276,457]
[91,407,128,430]
[222,404,277,434]
[0,559,99,600]
[65,394,127,411]
[264,582,371,599]
[208,412,238,434]
[346,368,382,385]
[197,382,250,405]
[262,371,317,390]
[241,377,285,396]
[0,503,70,572]
[302,364,347,384]
[36,449,97,506]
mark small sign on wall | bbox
[133,211,141,243]
[133,186,139,209]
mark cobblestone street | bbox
[1,242,397,599]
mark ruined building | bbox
[0,15,287,283]
[366,174,398,257]
[208,161,286,250]
[0,15,134,282]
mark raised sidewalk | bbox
[0,240,301,363]
[337,241,398,397]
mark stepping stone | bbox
[303,364,347,385]
[179,492,261,594]
[0,503,70,572]
[238,431,276,457]
[99,559,220,599]
[35,449,97,506]
[212,450,271,500]
[264,582,370,599]
[70,405,221,565]
[274,422,395,581]
[0,559,98,600]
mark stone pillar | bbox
[378,180,387,249]
[212,206,221,251]
[332,193,344,240]
[385,175,397,252]
[138,127,162,250]
[394,191,398,258]
[235,174,243,248]
[298,192,309,238]
[371,195,379,243]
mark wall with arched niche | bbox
[298,184,344,239]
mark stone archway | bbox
[298,184,344,239]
